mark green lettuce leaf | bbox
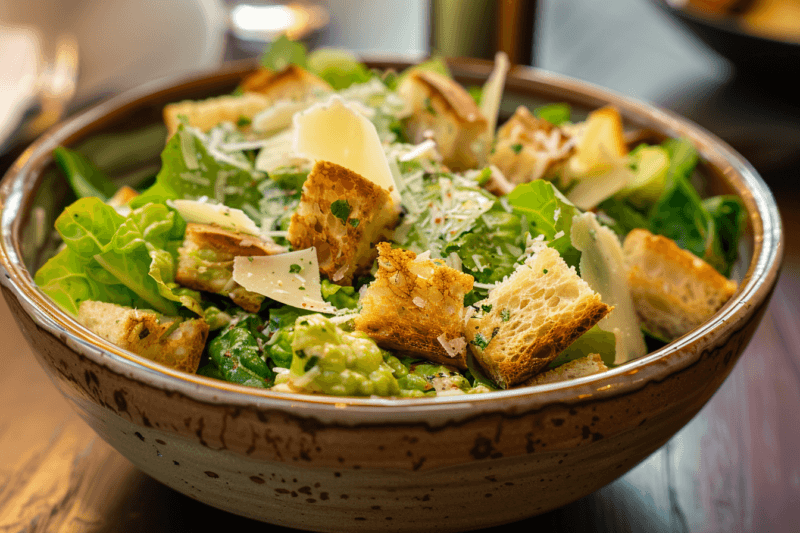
[307,48,372,90]
[107,203,202,315]
[260,34,308,71]
[34,247,140,316]
[54,197,124,256]
[548,326,617,369]
[53,146,117,201]
[647,138,711,258]
[132,125,265,214]
[506,180,582,268]
[321,280,359,310]
[534,103,571,125]
[702,195,746,277]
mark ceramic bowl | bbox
[0,59,783,532]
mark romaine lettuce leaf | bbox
[132,125,265,215]
[534,103,571,125]
[307,48,372,90]
[702,195,746,277]
[34,247,141,316]
[548,325,617,368]
[38,198,201,317]
[506,180,582,268]
[54,197,124,257]
[321,280,359,310]
[261,34,308,71]
[53,147,117,201]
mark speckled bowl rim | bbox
[0,58,783,418]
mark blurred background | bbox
[4,0,800,172]
[1,1,798,531]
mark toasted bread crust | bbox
[465,247,611,388]
[623,229,738,340]
[398,71,488,171]
[78,301,208,373]
[409,71,486,125]
[163,92,270,137]
[176,223,285,312]
[489,106,575,184]
[523,353,608,386]
[288,161,399,285]
[240,65,332,100]
[354,243,474,368]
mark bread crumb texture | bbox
[77,301,209,373]
[288,160,399,285]
[176,223,285,312]
[239,64,331,100]
[465,247,611,388]
[164,92,270,137]
[398,70,488,171]
[524,353,608,386]
[623,228,738,341]
[490,106,574,184]
[354,243,474,368]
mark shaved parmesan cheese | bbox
[565,163,634,211]
[232,248,335,313]
[293,95,401,204]
[571,212,646,365]
[480,51,510,138]
[252,98,314,134]
[171,199,260,236]
[437,333,467,358]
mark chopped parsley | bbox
[472,332,489,350]
[349,218,360,228]
[511,143,523,154]
[331,199,351,224]
[247,256,254,263]
[543,268,548,274]
[481,304,493,313]
[501,309,510,322]
[289,264,302,273]
[236,115,252,127]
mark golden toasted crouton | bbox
[175,223,286,312]
[77,301,208,373]
[623,229,738,341]
[398,70,488,171]
[107,186,139,208]
[489,106,575,184]
[465,247,611,388]
[239,65,332,101]
[287,161,400,285]
[524,354,608,386]
[354,243,474,368]
[163,92,270,137]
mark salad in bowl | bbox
[35,38,745,398]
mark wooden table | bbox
[2,2,800,529]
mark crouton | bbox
[287,161,400,285]
[465,247,611,388]
[354,243,474,368]
[239,64,332,101]
[489,106,575,184]
[623,229,738,341]
[398,70,488,171]
[524,354,608,386]
[164,92,271,137]
[77,301,209,373]
[175,223,286,312]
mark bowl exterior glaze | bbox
[0,59,783,532]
